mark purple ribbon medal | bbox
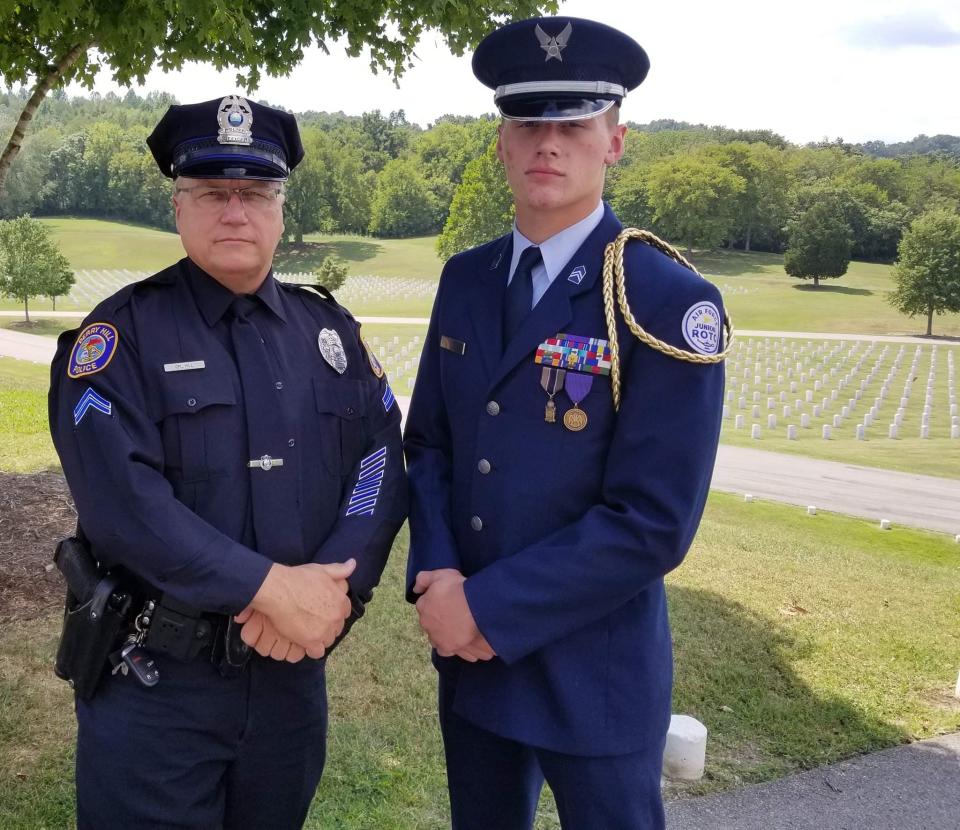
[563,372,593,431]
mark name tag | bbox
[440,336,466,355]
[163,360,206,373]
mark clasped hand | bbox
[235,559,356,663]
[413,569,495,662]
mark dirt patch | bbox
[0,471,74,623]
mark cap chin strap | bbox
[499,99,617,123]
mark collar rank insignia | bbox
[535,22,572,62]
[217,95,254,146]
[567,265,587,285]
[68,322,119,379]
[319,328,348,374]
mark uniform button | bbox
[275,381,284,390]
[486,400,500,416]
[470,516,483,532]
[477,459,491,474]
[345,406,356,416]
[187,397,197,407]
[288,438,296,447]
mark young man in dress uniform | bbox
[48,96,407,829]
[404,17,727,829]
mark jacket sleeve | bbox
[48,314,273,614]
[464,278,727,665]
[312,330,408,642]
[402,271,463,602]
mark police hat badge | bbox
[217,95,254,146]
[319,329,348,374]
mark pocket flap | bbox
[152,372,237,418]
[314,377,367,420]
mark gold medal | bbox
[563,406,588,431]
[545,399,557,423]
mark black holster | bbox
[53,537,132,700]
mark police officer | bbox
[49,95,406,829]
[404,18,726,829]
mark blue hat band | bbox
[172,139,290,180]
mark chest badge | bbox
[318,328,348,374]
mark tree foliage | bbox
[0,215,73,321]
[783,201,852,287]
[312,255,349,294]
[437,139,513,260]
[889,210,960,336]
[0,0,557,188]
[368,159,438,238]
[645,151,745,253]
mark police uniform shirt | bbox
[49,259,406,616]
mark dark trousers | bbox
[439,671,666,830]
[75,654,327,829]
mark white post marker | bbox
[662,715,707,781]
[807,506,817,516]
[880,519,891,530]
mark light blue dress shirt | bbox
[507,201,606,308]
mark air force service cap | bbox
[147,95,304,181]
[472,17,649,121]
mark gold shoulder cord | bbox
[602,228,734,411]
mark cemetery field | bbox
[0,359,56,473]
[11,218,959,336]
[719,337,960,479]
[2,496,957,828]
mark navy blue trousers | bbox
[75,654,327,829]
[439,671,666,830]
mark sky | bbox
[64,0,960,145]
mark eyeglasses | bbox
[174,184,284,212]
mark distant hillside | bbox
[856,135,960,162]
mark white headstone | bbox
[787,424,798,440]
[822,424,832,439]
[889,424,898,439]
[879,519,891,530]
[752,424,762,439]
[801,413,811,428]
[807,506,817,515]
[735,415,745,429]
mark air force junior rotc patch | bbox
[318,328,348,374]
[68,323,119,378]
[682,302,721,355]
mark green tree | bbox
[0,0,556,190]
[783,201,852,288]
[0,215,73,321]
[368,159,438,238]
[889,210,960,336]
[646,151,745,253]
[312,255,349,293]
[437,139,513,260]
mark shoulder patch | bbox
[362,337,384,379]
[68,323,119,378]
[681,302,721,355]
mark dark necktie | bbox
[228,296,303,563]
[504,246,542,343]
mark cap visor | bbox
[498,97,616,121]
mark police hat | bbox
[147,95,304,181]
[472,17,649,121]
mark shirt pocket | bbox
[152,372,239,483]
[313,377,368,477]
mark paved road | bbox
[3,327,958,536]
[666,732,960,830]
[712,445,960,536]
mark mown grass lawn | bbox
[2,499,957,828]
[19,218,960,337]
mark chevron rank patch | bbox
[73,387,112,425]
[382,383,395,413]
[345,447,387,517]
[68,322,119,378]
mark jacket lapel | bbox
[466,235,512,380]
[490,205,623,390]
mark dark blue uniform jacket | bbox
[404,205,725,756]
[49,259,406,622]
